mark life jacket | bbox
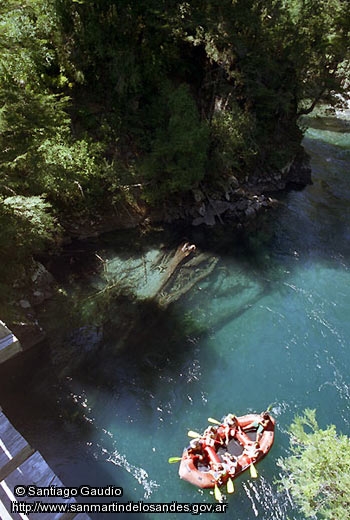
[217,425,226,439]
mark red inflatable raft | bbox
[179,412,275,489]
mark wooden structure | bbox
[0,322,22,365]
[0,410,90,520]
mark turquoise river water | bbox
[0,114,349,520]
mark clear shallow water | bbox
[1,117,350,520]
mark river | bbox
[0,113,349,519]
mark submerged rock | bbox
[19,299,31,309]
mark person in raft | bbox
[189,438,202,451]
[219,414,238,445]
[245,412,271,442]
[221,451,238,475]
[243,441,261,461]
[209,462,227,484]
[203,425,221,447]
[188,438,206,464]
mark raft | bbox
[178,412,275,489]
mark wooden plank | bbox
[0,321,22,364]
[0,497,18,520]
[0,412,30,471]
[0,335,16,348]
[59,514,76,520]
[0,480,29,520]
[0,445,35,482]
[5,451,62,489]
[59,512,98,520]
[4,452,74,520]
[0,321,11,338]
[0,412,90,520]
[56,514,91,520]
[0,338,22,364]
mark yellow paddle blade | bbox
[168,457,182,463]
[208,417,221,425]
[187,430,201,438]
[250,463,258,479]
[227,478,234,494]
[214,483,222,502]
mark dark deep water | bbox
[0,115,349,519]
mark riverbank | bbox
[62,148,312,239]
[1,147,312,355]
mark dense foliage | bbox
[0,0,349,291]
[277,409,350,520]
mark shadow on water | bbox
[0,223,279,517]
[9,121,350,401]
[0,347,146,520]
[35,222,279,388]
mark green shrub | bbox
[0,195,59,281]
[277,409,350,520]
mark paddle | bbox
[208,417,221,425]
[168,457,182,463]
[226,477,234,494]
[249,463,258,479]
[188,430,201,438]
[209,413,236,426]
[214,483,222,502]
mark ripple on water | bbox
[105,448,159,499]
[242,477,294,519]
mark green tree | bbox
[0,0,108,210]
[1,0,350,219]
[287,0,350,116]
[0,195,59,281]
[277,409,350,520]
[186,0,349,170]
